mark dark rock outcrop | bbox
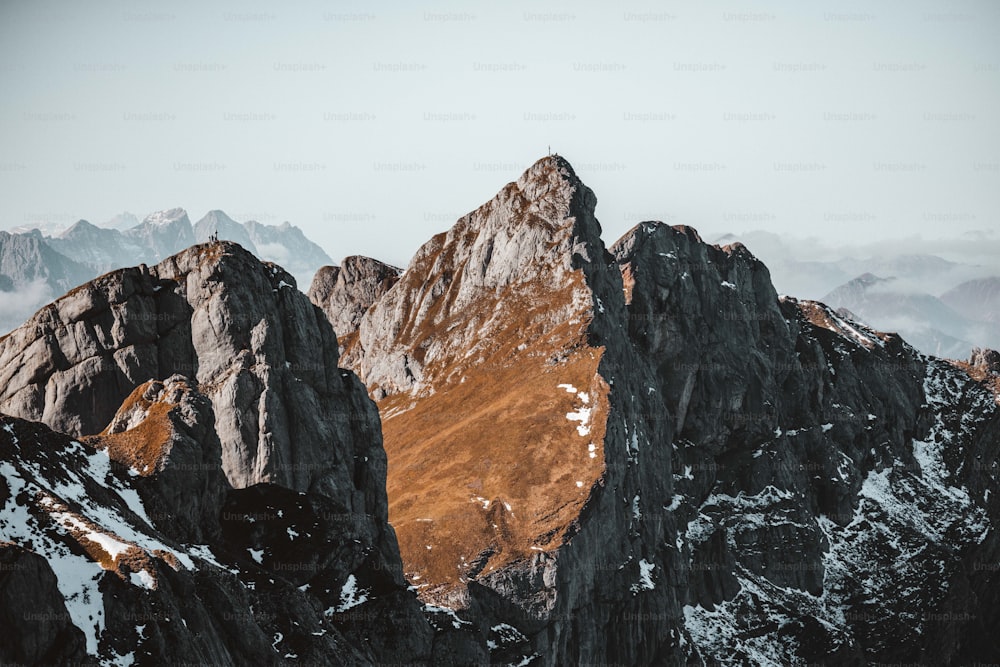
[0,543,88,665]
[613,221,1000,663]
[0,238,487,664]
[87,374,229,544]
[970,346,1000,375]
[3,156,999,664]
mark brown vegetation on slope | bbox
[358,158,611,604]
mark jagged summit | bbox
[341,155,624,616]
[306,256,402,347]
[315,157,1000,663]
[0,238,367,493]
[0,232,451,662]
[142,207,189,227]
[59,219,99,237]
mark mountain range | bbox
[819,273,1000,360]
[0,210,332,335]
[0,156,998,664]
[712,231,1000,359]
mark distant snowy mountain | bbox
[243,220,333,283]
[0,209,335,335]
[124,208,196,262]
[46,220,144,273]
[101,212,141,231]
[942,276,1000,324]
[192,210,259,255]
[5,221,69,237]
[713,231,995,300]
[0,230,94,334]
[821,272,999,359]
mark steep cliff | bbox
[0,241,381,501]
[347,157,684,663]
[3,156,999,664]
[613,221,1000,662]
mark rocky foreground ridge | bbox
[0,156,999,665]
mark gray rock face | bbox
[612,220,1000,663]
[356,156,595,398]
[0,242,384,513]
[307,256,402,343]
[91,374,229,544]
[3,155,999,664]
[0,239,476,663]
[348,157,684,663]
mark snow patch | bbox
[334,574,370,612]
[129,569,156,590]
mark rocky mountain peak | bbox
[59,219,99,237]
[332,157,1000,663]
[4,156,1000,664]
[971,346,1000,374]
[355,155,604,398]
[0,239,375,497]
[142,207,189,227]
[307,256,402,363]
[343,156,623,610]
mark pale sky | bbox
[1,0,998,268]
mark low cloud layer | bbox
[0,278,53,334]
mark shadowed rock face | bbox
[85,374,229,544]
[0,543,88,665]
[0,406,453,666]
[348,159,628,626]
